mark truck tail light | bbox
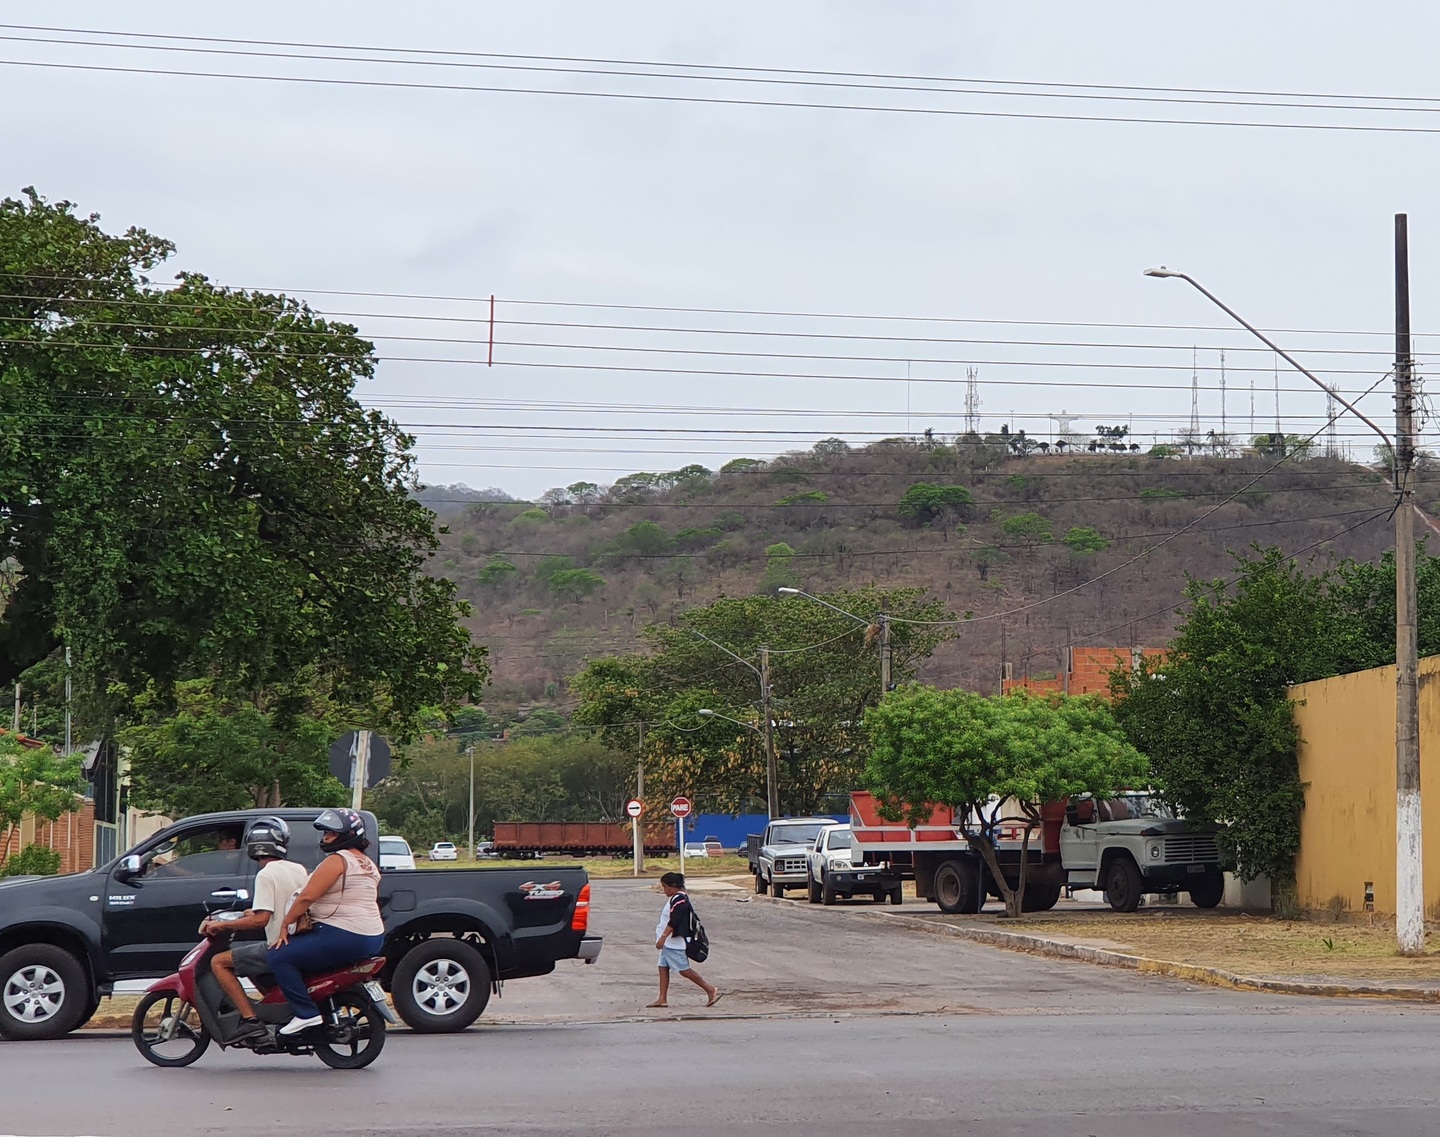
[571,883,591,932]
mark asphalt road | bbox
[3,878,1435,1136]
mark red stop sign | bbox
[670,796,693,818]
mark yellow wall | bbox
[1290,658,1440,916]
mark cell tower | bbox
[963,367,980,435]
[1190,347,1201,438]
[1273,354,1281,435]
[1250,378,1256,436]
[1219,350,1227,440]
[1326,389,1339,458]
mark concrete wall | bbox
[1290,657,1440,917]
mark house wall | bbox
[1002,646,1164,697]
[1290,657,1440,916]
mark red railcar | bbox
[492,820,674,856]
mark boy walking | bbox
[648,872,722,1008]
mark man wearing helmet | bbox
[203,817,308,1043]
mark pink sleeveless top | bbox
[312,849,384,936]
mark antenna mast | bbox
[964,367,980,435]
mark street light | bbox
[690,629,779,818]
[696,708,774,815]
[466,745,476,861]
[1146,235,1423,954]
[778,587,892,699]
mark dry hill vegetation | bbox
[428,437,1421,722]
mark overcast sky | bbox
[9,2,1440,498]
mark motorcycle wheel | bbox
[132,991,211,1068]
[313,990,386,1070]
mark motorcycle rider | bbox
[270,807,385,1036]
[202,816,308,1043]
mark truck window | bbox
[825,830,852,851]
[147,824,245,878]
[770,823,828,846]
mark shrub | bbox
[898,483,973,525]
[776,490,829,506]
[1139,486,1185,500]
[1,844,62,877]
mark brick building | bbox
[1002,645,1164,697]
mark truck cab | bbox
[1059,794,1225,911]
[749,818,834,898]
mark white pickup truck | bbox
[746,817,836,897]
[805,823,904,906]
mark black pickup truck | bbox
[0,807,601,1040]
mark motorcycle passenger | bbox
[269,808,385,1036]
[204,817,308,1043]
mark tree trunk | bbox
[967,831,1021,917]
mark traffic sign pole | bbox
[670,796,693,877]
[626,797,644,878]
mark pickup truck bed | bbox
[0,808,601,1040]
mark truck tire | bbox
[754,870,767,895]
[1104,855,1143,913]
[0,944,91,1041]
[822,876,837,905]
[771,880,786,898]
[1021,882,1062,912]
[888,886,904,906]
[390,939,492,1033]
[807,873,822,904]
[1188,869,1226,909]
[933,859,982,915]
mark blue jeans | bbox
[268,925,386,1018]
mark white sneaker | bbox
[278,1015,324,1036]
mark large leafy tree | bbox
[0,733,83,873]
[864,687,1147,916]
[572,587,952,815]
[0,189,485,732]
[1109,544,1440,894]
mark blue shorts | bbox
[658,946,691,971]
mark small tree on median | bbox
[0,734,84,874]
[863,687,1148,917]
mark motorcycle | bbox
[131,910,397,1069]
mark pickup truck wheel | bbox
[0,945,91,1040]
[1188,869,1226,909]
[1021,882,1062,912]
[888,886,904,906]
[391,939,492,1033]
[1104,856,1143,913]
[822,876,837,905]
[933,859,982,915]
[869,891,886,904]
[807,874,822,904]
[754,870,768,895]
[770,881,786,898]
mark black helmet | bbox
[314,807,367,851]
[245,816,290,861]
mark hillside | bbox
[427,439,1419,721]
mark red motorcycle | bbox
[131,911,395,1069]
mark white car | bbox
[377,835,416,871]
[806,823,903,905]
[683,842,710,858]
[429,842,459,861]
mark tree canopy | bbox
[572,587,952,815]
[864,687,1147,916]
[0,733,83,873]
[0,189,486,732]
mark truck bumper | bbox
[577,936,603,964]
[1142,865,1219,888]
[829,869,903,889]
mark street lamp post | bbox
[466,745,476,861]
[697,708,777,816]
[778,587,892,700]
[1145,226,1423,953]
[690,629,779,817]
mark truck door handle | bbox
[210,888,250,901]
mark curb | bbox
[865,909,1440,1003]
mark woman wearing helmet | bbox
[268,808,386,1036]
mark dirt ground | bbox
[926,907,1440,982]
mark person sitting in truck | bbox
[202,817,309,1044]
[269,807,386,1037]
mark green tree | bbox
[549,567,606,603]
[573,588,952,814]
[0,190,486,732]
[1062,526,1109,555]
[616,521,672,557]
[118,680,348,816]
[0,734,83,873]
[897,483,974,529]
[477,559,519,587]
[760,542,797,591]
[864,688,1147,916]
[719,458,764,475]
[1000,512,1054,550]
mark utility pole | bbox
[12,683,19,733]
[63,646,72,755]
[466,744,476,860]
[349,729,371,811]
[878,616,892,701]
[1393,212,1424,955]
[760,646,778,818]
[633,722,645,877]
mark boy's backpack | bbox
[676,893,710,962]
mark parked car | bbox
[747,817,836,897]
[703,836,724,856]
[805,823,903,905]
[378,835,417,871]
[430,841,459,861]
[0,808,601,1040]
[683,842,710,858]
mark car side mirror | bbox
[1064,804,1079,826]
[115,853,144,880]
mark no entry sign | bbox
[670,796,693,818]
[625,798,644,818]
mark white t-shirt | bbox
[253,859,310,945]
[656,893,687,950]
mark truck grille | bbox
[1162,835,1219,864]
[779,857,807,873]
